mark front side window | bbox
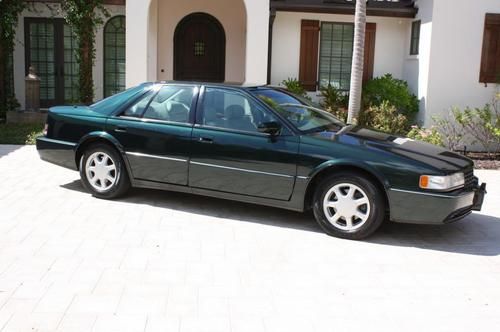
[410,20,421,55]
[201,88,277,133]
[319,22,354,90]
[143,85,195,123]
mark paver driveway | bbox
[0,145,500,332]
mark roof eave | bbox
[271,4,417,18]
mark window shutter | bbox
[299,20,320,91]
[363,23,376,83]
[480,14,500,83]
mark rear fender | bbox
[75,131,128,171]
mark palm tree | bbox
[347,0,367,124]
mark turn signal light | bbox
[43,124,48,136]
[419,175,429,188]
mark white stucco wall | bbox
[13,3,125,109]
[270,11,411,89]
[126,0,269,87]
[404,0,500,126]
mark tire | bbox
[312,171,385,240]
[80,143,130,199]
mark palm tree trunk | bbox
[347,0,367,124]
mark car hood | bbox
[49,106,108,118]
[308,126,473,173]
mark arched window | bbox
[104,16,126,97]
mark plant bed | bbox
[0,123,44,145]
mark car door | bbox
[189,87,300,201]
[107,84,198,185]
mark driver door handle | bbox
[198,136,213,144]
[114,126,127,133]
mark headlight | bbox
[419,172,465,191]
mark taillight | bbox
[43,123,48,136]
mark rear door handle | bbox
[198,136,213,144]
[114,126,127,133]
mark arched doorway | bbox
[174,13,226,82]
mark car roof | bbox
[151,81,271,89]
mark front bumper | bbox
[388,181,486,225]
[36,136,78,170]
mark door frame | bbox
[173,12,226,82]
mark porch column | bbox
[126,0,155,87]
[244,0,270,84]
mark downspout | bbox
[267,9,276,85]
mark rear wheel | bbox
[313,172,385,240]
[80,143,130,199]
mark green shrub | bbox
[428,92,500,154]
[453,102,500,157]
[362,74,419,118]
[431,108,467,151]
[358,101,410,135]
[407,125,444,147]
[0,96,20,121]
[281,78,311,101]
[0,123,44,145]
[319,84,348,122]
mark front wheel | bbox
[80,143,130,199]
[313,172,385,240]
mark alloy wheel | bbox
[85,152,117,192]
[322,183,371,231]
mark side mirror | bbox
[257,121,282,136]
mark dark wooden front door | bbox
[174,13,225,82]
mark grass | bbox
[0,123,44,145]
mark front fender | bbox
[307,159,391,190]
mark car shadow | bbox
[60,179,319,233]
[61,179,500,256]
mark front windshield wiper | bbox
[335,124,355,136]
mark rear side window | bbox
[90,83,153,115]
[142,86,195,123]
[122,90,156,117]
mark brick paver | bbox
[1,145,499,331]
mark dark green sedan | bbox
[36,82,486,239]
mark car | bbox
[36,82,487,239]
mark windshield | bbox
[251,88,345,133]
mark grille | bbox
[464,168,475,191]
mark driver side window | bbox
[143,85,195,123]
[201,88,277,133]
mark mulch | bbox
[464,152,500,170]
